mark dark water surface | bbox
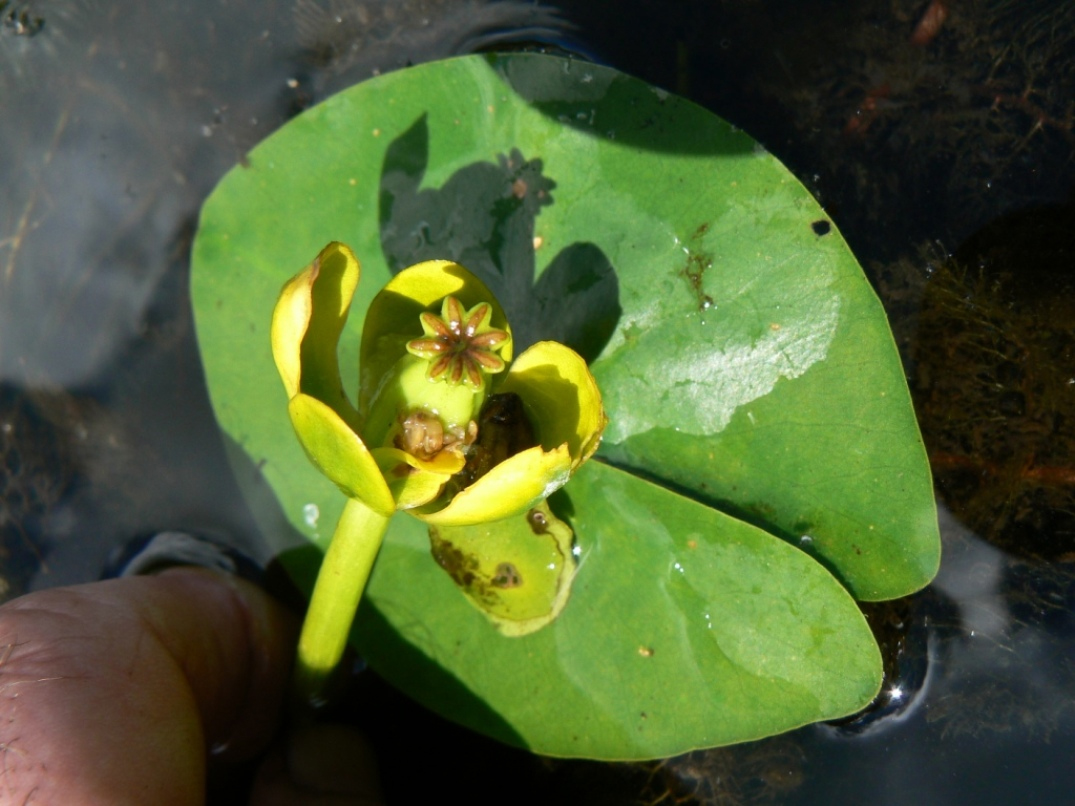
[3,1,1075,803]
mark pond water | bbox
[3,0,1074,803]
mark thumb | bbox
[0,567,297,805]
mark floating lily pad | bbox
[191,53,938,758]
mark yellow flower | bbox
[270,241,606,527]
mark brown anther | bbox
[397,410,445,461]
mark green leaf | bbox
[357,462,881,758]
[191,53,937,757]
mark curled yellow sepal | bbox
[371,445,465,510]
[288,394,395,517]
[271,241,362,430]
[271,243,459,514]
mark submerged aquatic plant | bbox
[271,240,605,700]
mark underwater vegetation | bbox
[293,0,567,86]
[583,0,1075,263]
[914,201,1075,563]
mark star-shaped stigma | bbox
[406,296,511,389]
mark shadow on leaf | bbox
[379,114,620,364]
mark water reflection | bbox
[294,0,567,98]
[0,0,569,591]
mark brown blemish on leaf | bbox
[811,219,832,236]
[492,562,522,588]
[527,508,549,534]
[680,222,715,312]
[430,537,479,590]
[429,531,503,608]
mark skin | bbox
[0,568,381,805]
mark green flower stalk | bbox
[271,242,606,704]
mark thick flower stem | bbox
[293,497,390,707]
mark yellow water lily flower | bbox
[272,241,606,700]
[271,241,606,526]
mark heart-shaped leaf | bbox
[191,53,938,758]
